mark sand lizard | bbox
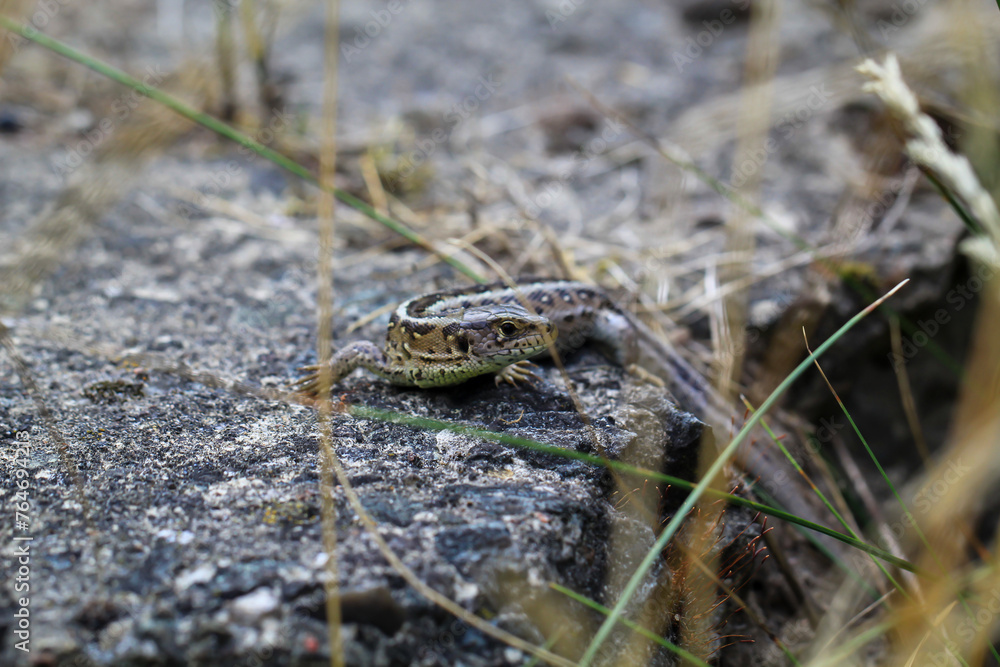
[294,279,637,393]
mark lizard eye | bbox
[498,321,519,337]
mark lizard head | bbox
[459,305,556,365]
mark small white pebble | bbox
[231,588,279,624]
[454,581,479,603]
[504,648,524,663]
[174,564,217,591]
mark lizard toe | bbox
[495,360,542,387]
[292,368,322,396]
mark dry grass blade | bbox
[889,316,932,465]
[314,1,343,664]
[716,0,780,403]
[888,270,1000,663]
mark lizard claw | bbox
[494,360,543,388]
[292,365,323,397]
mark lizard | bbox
[293,279,638,393]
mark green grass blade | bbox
[922,168,983,236]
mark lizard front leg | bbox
[494,360,543,387]
[294,341,402,395]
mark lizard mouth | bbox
[514,329,555,358]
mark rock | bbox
[231,588,280,624]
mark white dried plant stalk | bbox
[856,54,1000,263]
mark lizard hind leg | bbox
[293,341,391,396]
